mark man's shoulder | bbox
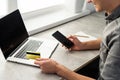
[115,17,120,24]
[108,17,120,27]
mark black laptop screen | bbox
[0,10,29,59]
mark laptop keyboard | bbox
[14,40,43,59]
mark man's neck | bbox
[105,5,120,24]
[106,1,120,15]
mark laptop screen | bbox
[0,9,29,59]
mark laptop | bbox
[0,9,58,66]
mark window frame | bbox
[5,0,92,35]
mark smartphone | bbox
[52,31,74,48]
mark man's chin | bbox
[95,8,103,12]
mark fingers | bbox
[62,35,80,51]
[68,35,77,38]
[34,58,49,66]
[34,60,41,65]
[35,58,49,61]
[68,35,78,43]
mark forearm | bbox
[56,64,95,80]
[81,38,101,50]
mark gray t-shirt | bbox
[98,5,120,80]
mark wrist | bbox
[78,42,88,50]
[79,40,100,50]
[56,64,68,76]
[56,64,64,75]
[56,64,73,79]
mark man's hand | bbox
[64,35,101,51]
[68,35,84,51]
[34,58,58,74]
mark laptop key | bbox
[14,40,42,59]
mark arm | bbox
[56,63,95,80]
[34,58,95,80]
[68,36,101,51]
[99,33,120,79]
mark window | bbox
[2,0,91,35]
[0,0,7,16]
[17,0,64,13]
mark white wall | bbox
[83,0,95,13]
[65,0,85,13]
[65,0,95,13]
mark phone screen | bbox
[52,31,74,48]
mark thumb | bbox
[34,60,41,65]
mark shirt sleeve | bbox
[100,27,120,80]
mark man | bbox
[34,0,120,80]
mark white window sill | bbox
[23,7,90,36]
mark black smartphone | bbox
[52,31,74,48]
